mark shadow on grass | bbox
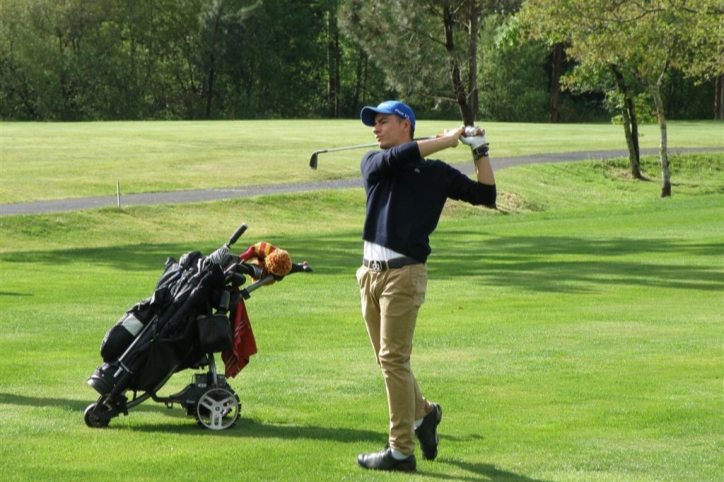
[0,392,167,414]
[427,459,553,482]
[426,230,724,293]
[130,417,387,444]
[0,242,200,273]
[100,415,553,481]
[3,229,721,294]
[0,392,91,412]
[0,391,383,443]
[1,391,549,481]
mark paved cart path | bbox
[1,148,720,216]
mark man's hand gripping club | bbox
[459,126,489,160]
[416,125,490,175]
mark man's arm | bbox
[418,126,495,186]
[474,155,495,185]
[416,127,463,158]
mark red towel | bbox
[222,298,258,378]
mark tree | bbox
[548,42,564,123]
[0,0,208,120]
[478,14,549,122]
[674,1,724,120]
[321,0,342,117]
[609,65,643,179]
[561,63,646,179]
[340,1,521,124]
[520,0,724,197]
[520,1,642,180]
[198,0,262,118]
[0,0,333,120]
[0,0,112,120]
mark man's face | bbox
[372,114,411,149]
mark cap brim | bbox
[360,106,386,127]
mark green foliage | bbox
[518,0,723,196]
[607,93,657,125]
[340,1,436,94]
[519,0,723,119]
[339,0,454,107]
[0,0,335,120]
[0,0,718,122]
[661,69,719,120]
[224,0,330,118]
[478,14,549,122]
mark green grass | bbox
[0,128,723,481]
[0,119,721,204]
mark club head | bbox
[309,152,318,170]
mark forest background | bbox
[2,0,722,124]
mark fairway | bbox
[0,126,722,481]
[1,119,722,204]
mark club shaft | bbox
[314,136,436,156]
[314,143,378,155]
[310,136,436,169]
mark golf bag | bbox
[84,223,311,430]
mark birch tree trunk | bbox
[650,71,671,197]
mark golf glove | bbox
[207,245,229,266]
[460,126,489,159]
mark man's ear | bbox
[403,118,413,140]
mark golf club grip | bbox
[227,223,248,246]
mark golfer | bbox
[355,100,496,472]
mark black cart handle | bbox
[227,223,248,247]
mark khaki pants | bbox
[356,263,431,455]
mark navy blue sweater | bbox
[361,142,496,263]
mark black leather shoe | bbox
[357,448,416,472]
[415,403,442,460]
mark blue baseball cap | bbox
[360,101,415,130]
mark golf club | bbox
[309,136,438,170]
[309,143,378,170]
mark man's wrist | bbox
[472,144,489,159]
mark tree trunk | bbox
[650,73,671,198]
[352,49,365,112]
[205,53,215,119]
[327,9,340,118]
[549,43,563,123]
[610,65,643,179]
[204,12,222,120]
[361,54,369,106]
[443,5,475,125]
[628,95,642,176]
[466,0,480,117]
[716,73,724,120]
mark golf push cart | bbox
[85,223,311,430]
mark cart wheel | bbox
[195,387,240,430]
[84,402,112,428]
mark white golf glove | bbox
[460,126,489,159]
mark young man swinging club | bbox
[355,100,497,472]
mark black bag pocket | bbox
[197,314,233,352]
